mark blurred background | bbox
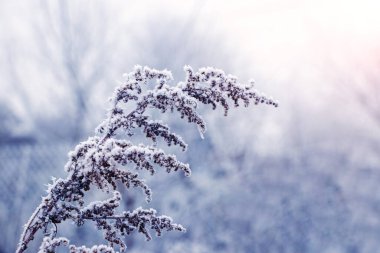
[1,0,380,252]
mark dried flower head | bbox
[17,66,277,252]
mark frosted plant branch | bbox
[17,66,277,253]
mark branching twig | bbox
[17,65,277,253]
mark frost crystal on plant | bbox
[17,66,277,252]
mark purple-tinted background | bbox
[1,1,379,252]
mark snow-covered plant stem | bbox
[17,66,277,253]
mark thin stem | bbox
[82,216,127,220]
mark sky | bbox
[1,0,380,138]
[123,0,380,68]
[117,0,380,114]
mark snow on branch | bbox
[17,66,277,253]
[38,236,69,253]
